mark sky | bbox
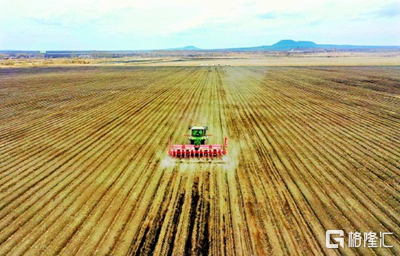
[0,0,399,50]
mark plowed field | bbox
[0,66,399,255]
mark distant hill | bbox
[163,45,202,51]
[157,40,399,52]
[271,40,317,50]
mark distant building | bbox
[289,49,303,53]
[44,52,73,58]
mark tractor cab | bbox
[188,126,208,148]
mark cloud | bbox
[257,11,300,20]
[257,12,277,19]
[28,18,63,26]
[307,19,322,26]
[372,2,400,18]
[349,2,400,21]
[0,0,399,49]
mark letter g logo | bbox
[326,230,344,248]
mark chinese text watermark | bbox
[326,230,393,249]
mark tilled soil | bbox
[0,66,399,255]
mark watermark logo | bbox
[326,230,344,248]
[326,230,393,249]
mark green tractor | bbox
[168,125,228,159]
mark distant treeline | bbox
[0,50,230,59]
[1,47,399,60]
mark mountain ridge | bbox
[160,40,400,51]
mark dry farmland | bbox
[0,66,399,255]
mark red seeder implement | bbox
[168,137,228,159]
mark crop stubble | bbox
[0,66,399,255]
